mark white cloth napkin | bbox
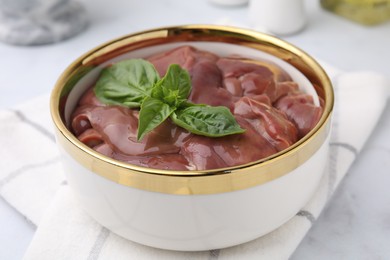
[0,63,388,260]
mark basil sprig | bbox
[95,59,245,141]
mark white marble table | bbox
[0,0,389,259]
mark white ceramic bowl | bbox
[50,25,334,251]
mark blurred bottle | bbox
[321,0,390,25]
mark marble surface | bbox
[0,0,389,259]
[0,0,88,45]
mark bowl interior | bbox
[63,41,319,127]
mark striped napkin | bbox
[0,63,388,259]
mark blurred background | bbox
[0,0,389,259]
[0,0,389,107]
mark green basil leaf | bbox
[94,59,245,140]
[152,64,191,107]
[95,59,160,108]
[171,105,245,137]
[137,97,175,141]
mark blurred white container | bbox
[249,0,307,35]
[209,0,249,6]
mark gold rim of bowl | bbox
[50,25,334,195]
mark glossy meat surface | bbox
[70,46,322,170]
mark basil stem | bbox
[152,64,191,107]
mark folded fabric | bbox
[0,95,64,225]
[0,63,388,259]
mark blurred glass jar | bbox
[321,0,390,25]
